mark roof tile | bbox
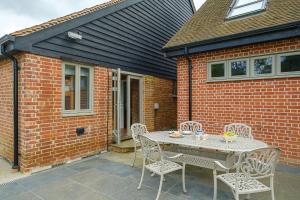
[165,0,300,49]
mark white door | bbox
[126,75,144,137]
[120,80,126,129]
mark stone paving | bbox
[0,158,28,185]
[0,152,300,200]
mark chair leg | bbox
[155,175,164,200]
[137,159,145,190]
[182,163,187,193]
[234,193,239,200]
[213,169,217,200]
[271,176,275,200]
[132,145,137,167]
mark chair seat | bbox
[217,173,271,194]
[146,160,182,175]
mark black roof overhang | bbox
[163,21,300,58]
[0,0,146,54]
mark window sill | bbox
[206,73,300,83]
[62,112,96,117]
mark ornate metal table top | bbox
[146,131,268,152]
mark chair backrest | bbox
[139,135,162,163]
[131,123,148,143]
[179,121,203,134]
[236,147,281,179]
[224,123,253,140]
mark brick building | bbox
[164,0,300,166]
[0,0,195,172]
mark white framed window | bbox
[229,59,250,78]
[251,55,275,77]
[227,0,268,19]
[208,61,226,80]
[277,51,300,75]
[62,62,94,116]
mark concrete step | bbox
[111,139,140,153]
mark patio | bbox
[0,152,299,200]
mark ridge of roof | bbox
[165,0,300,49]
[10,0,124,37]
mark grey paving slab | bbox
[4,191,42,200]
[68,158,111,172]
[70,168,106,185]
[33,178,112,200]
[87,173,135,198]
[0,153,299,200]
[0,182,28,199]
[17,166,78,190]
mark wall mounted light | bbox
[67,31,83,40]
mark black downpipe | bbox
[188,57,193,121]
[1,44,19,169]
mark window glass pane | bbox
[254,57,273,75]
[211,63,225,78]
[231,60,247,76]
[229,2,264,17]
[64,65,76,110]
[80,68,90,109]
[236,0,258,6]
[280,54,300,73]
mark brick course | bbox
[177,37,300,166]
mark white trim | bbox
[62,62,94,116]
[111,69,144,77]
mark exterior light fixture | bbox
[67,31,83,40]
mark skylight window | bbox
[227,0,267,19]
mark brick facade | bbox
[17,54,110,172]
[0,53,176,172]
[0,59,14,162]
[144,76,177,132]
[177,37,300,166]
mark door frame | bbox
[126,75,144,137]
[112,69,144,144]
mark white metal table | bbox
[146,131,268,171]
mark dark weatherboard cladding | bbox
[3,0,195,79]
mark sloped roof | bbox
[11,0,124,36]
[165,0,300,49]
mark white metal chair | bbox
[138,135,186,200]
[179,121,203,135]
[213,147,281,200]
[131,123,148,167]
[224,123,253,140]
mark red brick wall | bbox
[0,59,14,162]
[144,76,177,131]
[18,53,111,172]
[0,52,176,172]
[177,37,300,166]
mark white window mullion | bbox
[75,65,81,112]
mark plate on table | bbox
[169,132,184,138]
[182,131,193,135]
